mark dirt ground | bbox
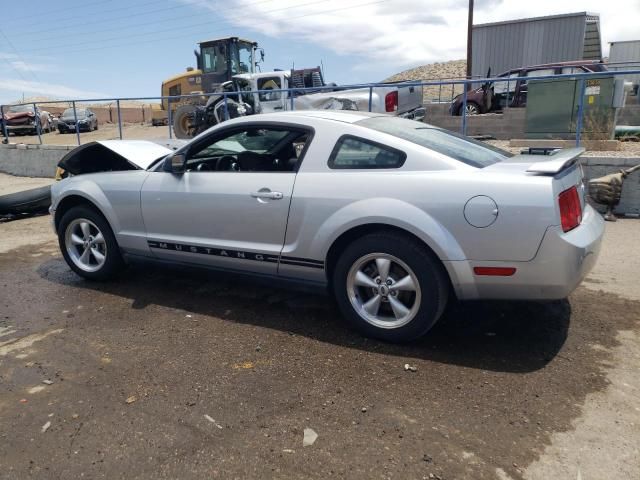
[0,175,638,479]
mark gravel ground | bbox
[0,175,638,480]
[0,172,54,196]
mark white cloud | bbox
[0,52,52,75]
[186,0,640,73]
[0,78,110,103]
[9,60,49,72]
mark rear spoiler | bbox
[524,147,585,174]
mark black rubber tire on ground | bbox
[332,231,449,342]
[57,205,125,281]
[95,121,99,131]
[173,104,198,139]
[0,185,51,216]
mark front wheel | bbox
[58,205,124,281]
[332,232,449,342]
[173,104,199,139]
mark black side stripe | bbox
[147,241,324,269]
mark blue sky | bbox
[1,0,638,104]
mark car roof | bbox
[236,110,385,124]
[502,60,605,74]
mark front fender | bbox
[311,198,466,261]
[52,178,122,234]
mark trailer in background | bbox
[471,12,603,80]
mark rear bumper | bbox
[445,204,605,300]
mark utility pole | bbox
[466,0,474,89]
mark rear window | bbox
[328,136,406,169]
[358,117,511,168]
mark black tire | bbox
[332,231,449,342]
[57,205,124,281]
[0,186,51,215]
[95,121,99,131]
[173,104,198,139]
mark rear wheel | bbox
[460,102,480,115]
[58,205,124,280]
[332,232,449,342]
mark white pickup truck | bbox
[173,67,426,138]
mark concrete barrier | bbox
[425,104,527,140]
[0,144,73,178]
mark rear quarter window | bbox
[328,135,406,169]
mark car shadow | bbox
[37,258,570,374]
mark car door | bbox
[517,68,556,106]
[256,75,286,113]
[140,123,310,275]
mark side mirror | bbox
[164,153,186,173]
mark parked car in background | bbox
[50,111,603,342]
[450,60,608,115]
[2,104,54,135]
[58,108,99,133]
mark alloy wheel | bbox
[64,218,108,273]
[346,253,422,329]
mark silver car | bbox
[50,111,604,342]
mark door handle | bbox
[251,190,283,200]
[273,106,283,110]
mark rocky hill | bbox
[385,59,467,103]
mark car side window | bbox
[328,136,406,169]
[493,72,519,94]
[185,126,310,173]
[257,77,282,101]
[522,68,556,86]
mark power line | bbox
[7,0,115,22]
[19,0,372,54]
[5,0,189,38]
[0,29,42,84]
[8,0,278,42]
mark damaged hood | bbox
[59,140,176,176]
[4,111,35,121]
[95,140,174,169]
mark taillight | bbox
[473,267,517,276]
[385,91,398,112]
[558,186,582,232]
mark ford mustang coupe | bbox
[50,111,604,342]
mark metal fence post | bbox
[33,103,43,145]
[438,83,442,103]
[575,78,586,147]
[0,105,8,143]
[223,94,230,121]
[290,90,295,111]
[116,99,123,139]
[72,101,81,146]
[451,83,455,101]
[461,82,468,135]
[368,87,373,112]
[167,101,173,139]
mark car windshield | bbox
[63,108,86,117]
[358,117,512,168]
[9,105,33,113]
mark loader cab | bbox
[195,37,259,93]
